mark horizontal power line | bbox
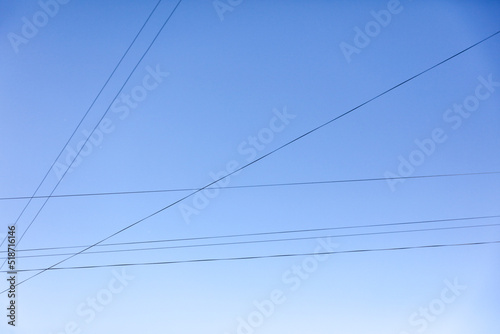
[3,222,499,260]
[2,214,498,254]
[4,240,499,272]
[1,171,498,201]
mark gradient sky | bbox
[1,0,499,333]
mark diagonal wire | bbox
[0,0,165,259]
[1,0,184,271]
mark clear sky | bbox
[1,0,499,333]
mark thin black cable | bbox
[2,214,498,254]
[0,0,164,250]
[6,29,499,293]
[4,222,499,260]
[1,171,498,201]
[3,0,184,270]
[4,240,499,273]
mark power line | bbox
[3,222,499,260]
[0,0,165,252]
[3,0,184,270]
[6,29,499,293]
[4,240,499,273]
[2,214,498,254]
[1,171,498,201]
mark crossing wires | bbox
[3,28,499,293]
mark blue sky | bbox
[1,0,499,333]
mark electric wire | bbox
[2,222,499,260]
[2,0,185,271]
[0,171,498,201]
[3,240,498,273]
[1,214,498,254]
[0,0,164,252]
[4,29,499,293]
